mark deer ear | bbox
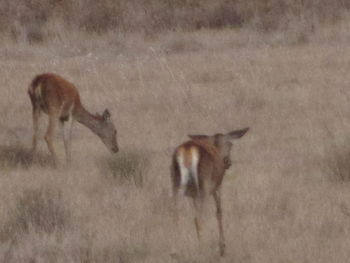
[188,134,209,140]
[227,127,249,139]
[102,109,111,121]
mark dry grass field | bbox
[2,8,350,262]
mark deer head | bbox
[189,127,249,169]
[96,109,119,153]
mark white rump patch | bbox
[34,83,42,99]
[176,147,200,195]
[177,152,190,195]
[190,148,200,193]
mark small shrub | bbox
[101,151,149,187]
[0,188,70,242]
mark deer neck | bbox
[73,105,103,136]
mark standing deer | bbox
[28,73,118,165]
[170,128,249,256]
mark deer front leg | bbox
[214,189,225,256]
[45,113,59,166]
[61,115,73,164]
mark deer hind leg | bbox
[60,114,73,164]
[171,163,185,226]
[29,91,41,155]
[193,178,212,241]
[171,181,181,225]
[45,113,60,166]
[193,197,204,240]
[213,189,225,256]
[31,107,41,155]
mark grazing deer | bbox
[28,73,118,165]
[170,128,249,256]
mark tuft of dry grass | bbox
[323,137,350,182]
[1,0,350,43]
[159,33,203,54]
[100,150,149,187]
[0,187,70,243]
[0,144,53,169]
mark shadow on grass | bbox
[0,144,53,169]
